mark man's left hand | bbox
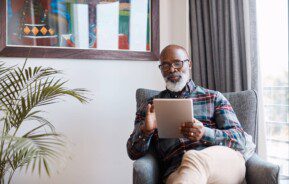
[179,118,205,141]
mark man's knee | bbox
[182,150,199,163]
[181,150,210,170]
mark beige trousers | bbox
[166,146,246,184]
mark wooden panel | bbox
[0,0,6,52]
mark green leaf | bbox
[0,61,89,179]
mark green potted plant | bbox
[0,61,88,183]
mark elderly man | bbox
[127,45,255,184]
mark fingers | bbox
[184,119,198,127]
[184,127,201,133]
[182,122,201,129]
[187,135,198,142]
[184,122,193,127]
[179,128,198,141]
[150,104,155,113]
[192,118,197,122]
[182,130,196,137]
[180,127,201,136]
[146,104,150,115]
[146,103,155,115]
[180,121,203,141]
[193,118,203,126]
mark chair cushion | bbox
[223,90,258,145]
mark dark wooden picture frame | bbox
[0,0,159,61]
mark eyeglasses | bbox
[158,59,189,72]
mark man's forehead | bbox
[160,47,188,62]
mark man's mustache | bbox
[166,73,182,80]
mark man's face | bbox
[159,47,192,92]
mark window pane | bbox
[257,0,289,178]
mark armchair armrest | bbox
[246,153,280,184]
[133,153,160,184]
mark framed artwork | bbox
[0,0,159,60]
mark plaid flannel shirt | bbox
[126,80,246,180]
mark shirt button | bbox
[139,135,142,139]
[142,138,146,141]
[204,141,207,144]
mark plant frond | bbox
[1,77,88,128]
[0,62,89,181]
[2,131,65,177]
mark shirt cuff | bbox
[200,127,216,145]
[132,123,154,143]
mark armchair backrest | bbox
[136,89,258,147]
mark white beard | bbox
[164,65,190,92]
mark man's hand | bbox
[179,118,205,141]
[141,104,157,135]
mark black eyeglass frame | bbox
[158,59,190,71]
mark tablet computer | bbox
[153,98,194,138]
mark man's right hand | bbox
[141,104,157,135]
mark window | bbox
[257,0,289,181]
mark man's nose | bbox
[169,65,177,73]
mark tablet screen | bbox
[153,98,193,138]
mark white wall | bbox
[160,0,190,52]
[0,0,189,183]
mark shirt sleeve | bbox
[201,92,246,152]
[126,99,155,160]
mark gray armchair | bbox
[133,89,280,184]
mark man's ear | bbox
[189,60,192,69]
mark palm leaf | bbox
[0,66,88,129]
[2,130,65,177]
[0,62,89,182]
